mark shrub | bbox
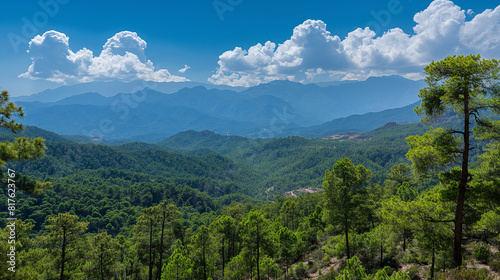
[405,265,421,280]
[490,259,500,273]
[436,267,489,280]
[319,267,337,280]
[294,262,309,278]
[472,244,490,264]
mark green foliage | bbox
[415,55,500,124]
[381,192,454,277]
[335,256,368,280]
[211,214,237,278]
[239,209,272,279]
[334,256,412,280]
[490,258,500,273]
[390,271,412,280]
[476,142,500,184]
[397,182,418,202]
[0,219,34,279]
[472,243,491,264]
[385,163,414,195]
[224,248,251,280]
[409,54,500,267]
[134,202,181,280]
[363,225,397,269]
[323,158,372,258]
[373,269,411,280]
[161,248,193,280]
[0,90,49,194]
[274,223,298,276]
[279,198,300,231]
[43,212,89,280]
[191,225,217,280]
[435,267,490,280]
[474,209,500,236]
[473,143,500,213]
[83,232,122,279]
[405,127,461,176]
[405,265,421,280]
[0,90,24,133]
[259,255,281,280]
[323,225,398,271]
[293,261,309,278]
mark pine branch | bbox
[449,130,465,135]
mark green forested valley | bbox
[1,55,500,280]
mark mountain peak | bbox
[175,85,209,94]
[56,92,109,106]
[266,80,299,85]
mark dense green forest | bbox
[1,55,500,279]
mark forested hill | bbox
[1,113,498,279]
[4,112,484,198]
[156,129,256,155]
[1,121,421,202]
[156,118,480,190]
[0,132,264,248]
[0,114,489,201]
[1,120,433,232]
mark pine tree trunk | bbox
[454,92,470,267]
[345,219,350,259]
[222,236,225,279]
[203,244,207,280]
[431,246,436,280]
[60,227,67,280]
[380,242,383,267]
[100,246,104,280]
[149,220,153,280]
[256,228,261,280]
[157,216,166,280]
[403,231,406,252]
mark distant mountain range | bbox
[278,101,421,138]
[243,76,423,125]
[14,76,425,141]
[13,80,246,103]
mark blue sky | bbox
[1,0,499,96]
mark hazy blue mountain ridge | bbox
[14,76,425,141]
[13,80,246,103]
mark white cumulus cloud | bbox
[20,31,188,84]
[460,5,500,57]
[178,65,191,73]
[209,0,500,87]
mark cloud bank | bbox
[20,31,188,84]
[209,0,500,87]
